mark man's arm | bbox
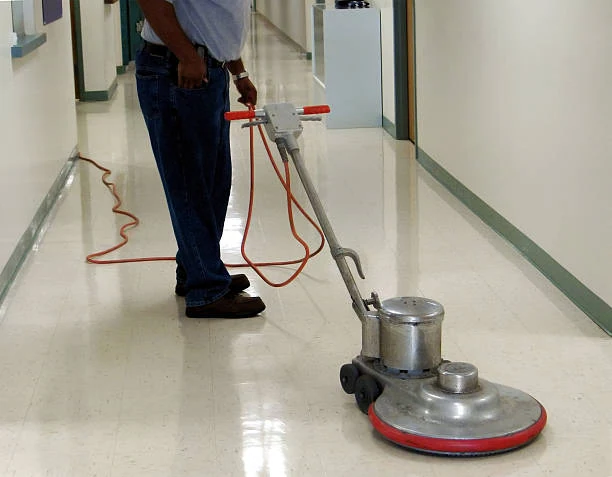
[227,58,257,106]
[136,0,205,89]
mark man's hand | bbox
[178,55,207,89]
[137,0,204,88]
[235,78,257,106]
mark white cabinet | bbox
[312,5,382,129]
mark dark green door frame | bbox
[382,0,415,141]
[71,0,118,101]
[392,0,410,140]
[120,0,130,65]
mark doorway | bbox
[407,0,415,142]
[120,0,144,65]
[69,0,80,99]
[391,0,416,143]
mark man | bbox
[135,0,265,319]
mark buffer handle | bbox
[224,104,330,122]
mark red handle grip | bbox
[225,110,256,121]
[302,105,331,115]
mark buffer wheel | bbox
[354,375,381,414]
[339,364,360,394]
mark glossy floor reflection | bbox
[1,13,611,477]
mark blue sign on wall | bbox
[42,0,63,25]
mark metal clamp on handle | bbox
[299,116,324,122]
[364,291,382,310]
[241,119,268,129]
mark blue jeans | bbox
[135,48,232,307]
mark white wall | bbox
[304,0,316,53]
[415,1,612,304]
[80,2,119,91]
[373,0,395,125]
[0,0,78,265]
[113,3,123,68]
[256,0,308,51]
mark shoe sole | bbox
[186,306,265,319]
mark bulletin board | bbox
[42,0,63,25]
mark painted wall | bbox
[0,0,77,266]
[256,0,308,51]
[113,3,123,68]
[304,0,316,53]
[79,1,119,92]
[375,0,395,127]
[415,1,612,304]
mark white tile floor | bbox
[1,13,611,477]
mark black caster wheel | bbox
[340,364,360,394]
[354,375,381,414]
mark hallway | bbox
[0,13,610,477]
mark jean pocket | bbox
[135,69,160,78]
[174,81,211,93]
[135,73,161,119]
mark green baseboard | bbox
[80,77,118,102]
[383,115,397,138]
[0,150,79,308]
[416,147,611,336]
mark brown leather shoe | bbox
[186,292,265,319]
[175,274,250,297]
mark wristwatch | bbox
[232,71,249,82]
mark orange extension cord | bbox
[79,117,325,288]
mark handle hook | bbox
[332,247,366,280]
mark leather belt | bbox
[143,41,226,68]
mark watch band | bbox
[232,71,249,82]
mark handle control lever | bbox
[364,292,382,310]
[241,120,268,129]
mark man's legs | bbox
[173,69,230,298]
[168,63,232,306]
[173,78,249,298]
[135,49,264,317]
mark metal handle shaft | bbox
[282,139,368,319]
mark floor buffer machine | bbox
[225,103,547,456]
